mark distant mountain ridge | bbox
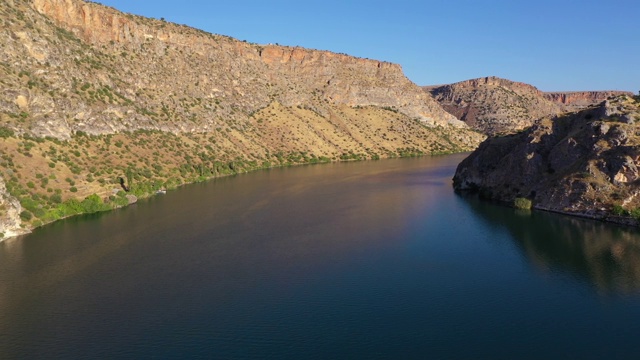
[425,76,633,135]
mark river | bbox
[2,154,640,359]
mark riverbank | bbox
[1,142,469,242]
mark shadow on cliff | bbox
[457,193,640,295]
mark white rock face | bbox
[0,176,28,240]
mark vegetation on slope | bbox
[0,106,479,235]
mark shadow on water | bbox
[458,193,640,295]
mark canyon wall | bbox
[0,0,483,238]
[19,0,464,140]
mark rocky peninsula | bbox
[453,94,640,226]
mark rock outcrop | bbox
[426,76,632,135]
[0,176,26,239]
[453,95,640,225]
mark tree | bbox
[125,167,134,189]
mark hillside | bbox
[453,94,640,226]
[0,0,484,238]
[426,76,632,135]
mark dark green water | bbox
[2,154,640,359]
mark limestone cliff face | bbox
[0,176,26,239]
[13,0,463,140]
[259,46,462,126]
[427,77,564,135]
[426,76,632,135]
[544,91,632,110]
[453,95,640,225]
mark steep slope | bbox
[426,76,632,135]
[0,0,484,239]
[453,94,640,226]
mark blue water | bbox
[2,154,640,359]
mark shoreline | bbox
[457,190,640,230]
[534,205,640,229]
[1,152,462,242]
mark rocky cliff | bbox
[426,76,632,135]
[0,0,483,239]
[0,0,465,141]
[0,176,26,239]
[544,91,632,110]
[453,94,640,225]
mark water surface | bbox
[2,155,640,359]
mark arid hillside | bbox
[0,0,484,239]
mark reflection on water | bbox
[3,155,640,358]
[462,194,640,294]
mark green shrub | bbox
[514,197,532,210]
[613,204,626,216]
[114,196,129,207]
[19,210,33,221]
[80,194,110,214]
[0,126,14,138]
[58,199,83,216]
[50,193,62,204]
[33,208,46,218]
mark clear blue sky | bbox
[94,0,638,92]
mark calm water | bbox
[2,154,640,359]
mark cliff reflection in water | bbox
[462,194,640,294]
